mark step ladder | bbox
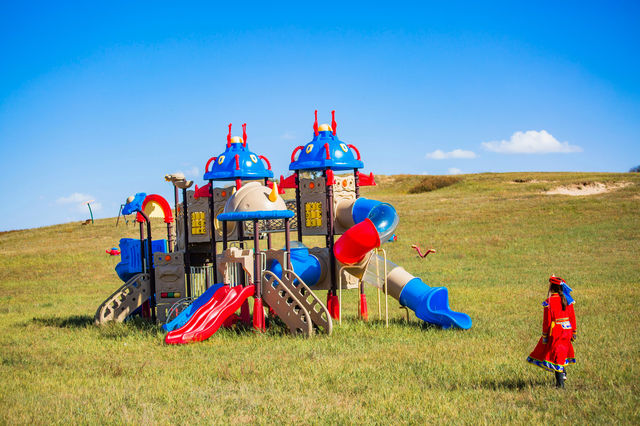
[262,270,332,337]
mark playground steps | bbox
[262,271,312,337]
[279,270,332,335]
[94,273,151,325]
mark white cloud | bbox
[426,149,476,160]
[448,168,463,175]
[56,193,102,214]
[57,192,93,205]
[281,131,296,140]
[482,130,582,154]
[184,166,199,178]
[171,166,200,179]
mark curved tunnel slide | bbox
[361,254,472,329]
[164,284,255,344]
[270,197,472,330]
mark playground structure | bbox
[95,111,472,343]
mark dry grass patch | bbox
[408,175,462,194]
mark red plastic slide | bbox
[333,218,381,264]
[165,285,255,344]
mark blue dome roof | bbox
[203,141,274,181]
[289,130,364,171]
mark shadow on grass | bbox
[31,315,162,337]
[368,316,449,331]
[479,377,546,390]
[31,315,94,328]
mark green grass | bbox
[1,172,639,424]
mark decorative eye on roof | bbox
[250,154,258,163]
[340,143,348,152]
[305,144,314,154]
[218,155,225,165]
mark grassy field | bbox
[1,172,639,424]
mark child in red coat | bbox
[527,276,577,388]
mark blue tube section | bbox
[352,197,382,224]
[367,203,399,242]
[398,278,472,330]
[351,198,399,242]
[268,247,322,287]
[162,283,225,332]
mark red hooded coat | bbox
[527,293,577,372]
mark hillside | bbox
[1,172,639,424]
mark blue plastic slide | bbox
[398,277,472,329]
[162,283,225,332]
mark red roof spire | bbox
[313,110,319,136]
[331,110,337,135]
[242,123,247,147]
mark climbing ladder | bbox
[262,270,332,337]
[280,269,332,335]
[94,273,151,325]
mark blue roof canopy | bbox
[204,142,274,181]
[289,130,364,171]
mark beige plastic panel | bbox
[94,273,151,325]
[262,271,313,337]
[339,252,372,280]
[333,196,356,235]
[264,249,287,273]
[279,269,332,335]
[224,182,287,213]
[153,252,186,308]
[300,193,327,236]
[332,174,356,194]
[217,247,254,285]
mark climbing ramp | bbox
[94,273,151,325]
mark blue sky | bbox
[1,1,639,231]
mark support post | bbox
[252,219,265,331]
[222,221,228,250]
[166,223,174,253]
[116,204,124,227]
[182,187,192,298]
[139,222,146,273]
[295,171,303,242]
[325,168,339,320]
[284,218,291,270]
[138,210,157,324]
[208,179,218,283]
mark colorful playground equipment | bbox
[94,111,472,342]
